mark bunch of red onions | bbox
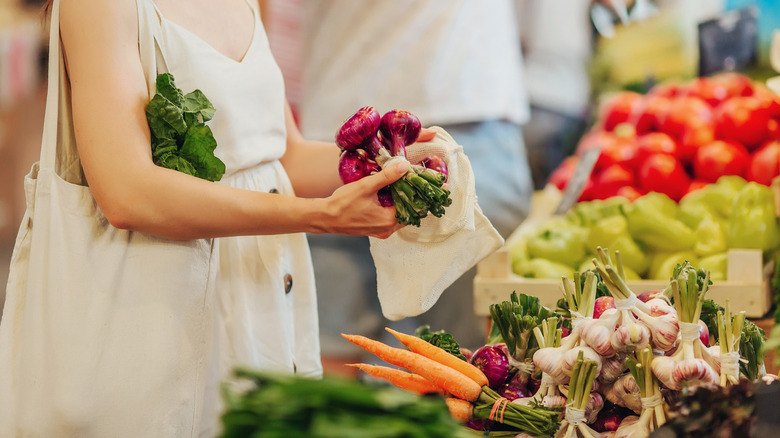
[335,106,452,226]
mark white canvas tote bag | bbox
[0,0,217,436]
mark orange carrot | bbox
[345,363,441,395]
[385,327,489,387]
[444,397,474,423]
[341,333,483,401]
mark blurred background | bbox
[1,0,779,343]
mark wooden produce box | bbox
[474,247,773,319]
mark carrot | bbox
[444,397,474,423]
[385,327,489,387]
[341,333,483,402]
[345,363,441,395]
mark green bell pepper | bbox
[622,192,696,252]
[698,252,728,281]
[518,258,575,279]
[693,213,727,256]
[726,182,780,252]
[649,251,698,280]
[525,220,587,268]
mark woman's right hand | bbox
[320,161,409,239]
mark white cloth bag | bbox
[0,1,217,436]
[370,127,504,321]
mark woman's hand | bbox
[319,161,409,239]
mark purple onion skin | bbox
[464,418,495,432]
[377,186,394,207]
[379,110,421,157]
[365,159,381,175]
[338,149,368,184]
[592,407,624,432]
[361,134,386,159]
[469,345,510,389]
[336,106,381,151]
[421,156,448,182]
[497,380,532,401]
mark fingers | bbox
[416,128,437,143]
[360,161,409,192]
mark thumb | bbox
[361,161,408,192]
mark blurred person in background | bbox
[518,0,595,189]
[298,0,534,372]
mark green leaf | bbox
[156,152,198,177]
[180,123,226,182]
[155,73,184,107]
[414,325,466,361]
[146,93,187,138]
[183,89,216,122]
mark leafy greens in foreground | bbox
[219,368,474,438]
[145,73,225,181]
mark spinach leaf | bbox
[145,73,225,182]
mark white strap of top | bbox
[39,0,62,171]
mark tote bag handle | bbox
[40,0,167,174]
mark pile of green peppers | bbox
[510,176,780,282]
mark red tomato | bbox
[693,140,750,182]
[678,120,716,164]
[685,180,710,195]
[747,141,780,186]
[594,164,636,195]
[599,92,644,131]
[638,154,691,201]
[768,119,780,140]
[714,96,771,150]
[649,80,686,98]
[547,156,579,190]
[709,72,754,98]
[684,77,730,107]
[615,185,644,202]
[575,130,616,156]
[631,95,672,133]
[636,132,678,162]
[752,85,780,119]
[595,137,638,171]
[660,96,714,140]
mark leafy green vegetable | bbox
[488,292,558,363]
[220,368,474,438]
[146,73,225,182]
[414,325,466,361]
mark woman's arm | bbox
[279,102,343,198]
[60,0,404,241]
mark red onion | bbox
[421,155,448,182]
[592,406,624,432]
[335,106,380,151]
[377,186,394,207]
[379,109,421,157]
[469,345,510,389]
[497,372,532,401]
[338,149,368,184]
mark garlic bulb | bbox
[671,358,719,387]
[610,320,651,353]
[614,413,651,438]
[599,356,628,384]
[605,373,642,413]
[650,355,679,390]
[585,392,604,424]
[562,346,603,379]
[633,309,679,352]
[580,309,619,357]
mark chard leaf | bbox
[183,89,216,122]
[180,124,225,182]
[145,73,225,182]
[155,73,183,107]
[146,94,187,138]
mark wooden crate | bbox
[474,248,772,318]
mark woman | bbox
[0,0,430,435]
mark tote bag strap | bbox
[39,0,168,173]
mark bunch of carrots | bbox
[342,328,562,436]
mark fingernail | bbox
[395,161,409,174]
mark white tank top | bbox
[154,0,288,176]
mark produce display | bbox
[335,106,451,226]
[548,73,780,202]
[510,175,779,281]
[334,250,774,438]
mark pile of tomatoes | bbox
[549,73,780,202]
